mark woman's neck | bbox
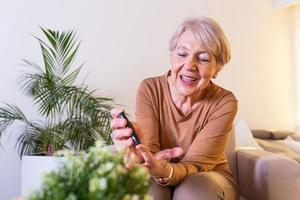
[168,78,205,115]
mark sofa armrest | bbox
[237,148,300,200]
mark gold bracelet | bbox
[153,163,173,185]
[167,163,174,179]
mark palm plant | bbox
[0,28,113,156]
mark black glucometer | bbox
[117,112,141,145]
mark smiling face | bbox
[169,30,219,98]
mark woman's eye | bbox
[178,53,187,57]
[199,53,210,63]
[199,59,209,63]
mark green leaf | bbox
[61,66,81,86]
[0,27,114,156]
[40,27,57,51]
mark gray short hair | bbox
[169,17,231,67]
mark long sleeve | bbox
[167,98,237,186]
[135,74,238,186]
[135,80,160,154]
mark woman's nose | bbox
[185,57,198,71]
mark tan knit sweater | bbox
[135,71,238,186]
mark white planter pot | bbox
[21,146,115,198]
[21,156,65,197]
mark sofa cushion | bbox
[282,136,300,154]
[255,138,300,163]
[234,117,262,149]
[251,130,272,139]
[291,133,300,142]
[270,130,294,140]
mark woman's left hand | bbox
[136,144,183,178]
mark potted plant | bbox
[26,142,152,200]
[0,28,115,196]
[0,27,114,156]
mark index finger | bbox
[110,107,124,118]
[136,144,153,165]
[155,147,184,160]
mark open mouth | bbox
[179,75,199,84]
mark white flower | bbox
[131,194,139,200]
[66,193,77,200]
[103,162,114,171]
[89,177,99,192]
[98,177,108,190]
[89,177,108,192]
[108,170,117,179]
[95,140,106,148]
[133,166,149,179]
[115,164,127,174]
[143,194,153,200]
[122,194,131,200]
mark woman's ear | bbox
[212,68,219,79]
[213,64,223,79]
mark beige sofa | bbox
[252,129,300,163]
[227,128,300,200]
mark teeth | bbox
[181,75,197,82]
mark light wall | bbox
[273,0,300,7]
[291,5,300,130]
[0,0,296,199]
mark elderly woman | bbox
[110,17,238,200]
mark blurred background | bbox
[0,0,299,199]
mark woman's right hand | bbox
[110,108,146,164]
[110,108,135,151]
[110,108,183,166]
